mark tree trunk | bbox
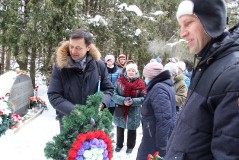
[1,45,5,74]
[30,47,36,88]
[5,47,11,71]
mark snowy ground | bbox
[0,85,143,160]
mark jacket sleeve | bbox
[209,65,239,159]
[175,81,187,106]
[99,61,114,107]
[47,66,75,116]
[112,81,125,106]
[150,85,174,156]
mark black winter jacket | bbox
[47,41,114,118]
[165,28,239,160]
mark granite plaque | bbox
[8,74,34,116]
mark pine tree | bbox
[44,92,113,160]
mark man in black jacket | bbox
[165,0,239,159]
[47,29,114,132]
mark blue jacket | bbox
[106,64,121,108]
[165,28,239,160]
[137,70,176,159]
[47,41,114,118]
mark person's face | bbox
[119,58,126,64]
[69,38,91,61]
[126,68,136,79]
[179,15,211,54]
[106,59,114,67]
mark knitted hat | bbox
[105,55,115,63]
[126,63,138,73]
[143,62,164,80]
[176,61,186,71]
[176,0,227,38]
[164,62,178,76]
[118,54,126,60]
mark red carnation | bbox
[108,152,113,159]
[94,130,101,138]
[86,131,95,140]
[72,141,82,150]
[68,148,77,158]
[77,133,86,142]
[153,151,159,157]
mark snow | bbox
[0,71,17,97]
[88,15,108,26]
[118,3,143,16]
[151,11,164,16]
[0,72,143,160]
[135,29,141,36]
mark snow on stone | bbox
[0,71,17,97]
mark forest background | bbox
[0,0,238,86]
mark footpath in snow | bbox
[0,85,143,160]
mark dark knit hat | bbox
[176,0,227,38]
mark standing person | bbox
[183,59,193,79]
[116,54,127,73]
[113,63,146,154]
[105,54,121,115]
[164,62,187,112]
[47,28,114,132]
[165,0,239,159]
[137,62,176,159]
[176,61,190,89]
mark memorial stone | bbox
[8,74,34,116]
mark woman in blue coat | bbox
[137,62,176,159]
[105,55,121,115]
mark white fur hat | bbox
[126,63,138,73]
[105,55,115,63]
[176,61,186,71]
[164,62,178,76]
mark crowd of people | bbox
[47,0,239,159]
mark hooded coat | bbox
[137,70,176,159]
[47,41,114,118]
[165,27,239,160]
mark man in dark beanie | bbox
[165,0,239,159]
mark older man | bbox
[165,0,239,159]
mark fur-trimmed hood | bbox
[56,41,101,69]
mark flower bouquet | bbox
[68,130,112,160]
[29,96,47,109]
[10,113,22,129]
[147,152,163,160]
[0,96,13,136]
[44,92,113,160]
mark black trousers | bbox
[116,126,136,149]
